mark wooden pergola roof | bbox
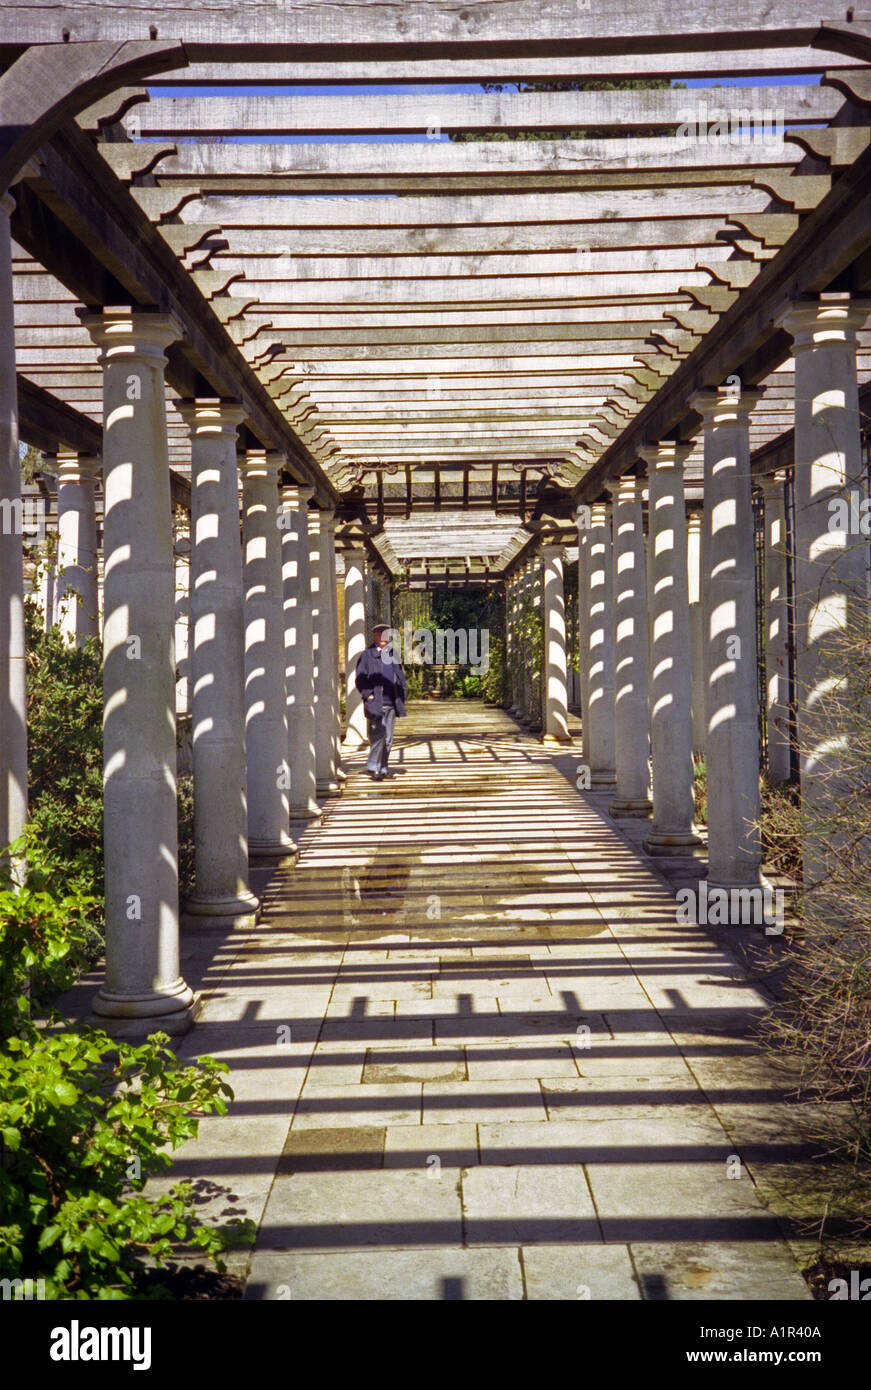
[5,4,871,575]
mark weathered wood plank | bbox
[134,86,840,136]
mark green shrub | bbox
[24,601,103,916]
[481,637,506,704]
[0,846,250,1300]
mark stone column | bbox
[692,388,764,893]
[686,508,706,758]
[80,309,194,1033]
[539,544,572,745]
[0,192,27,859]
[517,560,533,724]
[776,294,871,891]
[638,442,702,856]
[281,483,320,823]
[172,513,191,716]
[584,501,616,784]
[241,449,295,861]
[342,546,369,750]
[509,570,523,716]
[178,400,259,926]
[55,451,100,646]
[311,507,342,795]
[576,514,591,765]
[607,475,652,816]
[760,472,792,784]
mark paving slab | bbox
[145,703,814,1300]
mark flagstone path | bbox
[163,701,812,1300]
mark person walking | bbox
[354,622,408,780]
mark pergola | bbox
[2,2,870,1032]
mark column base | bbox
[316,778,343,796]
[335,766,348,782]
[591,770,616,786]
[90,979,198,1037]
[610,797,653,818]
[541,732,574,747]
[643,828,704,857]
[289,802,323,825]
[248,839,298,865]
[341,737,367,751]
[182,889,261,929]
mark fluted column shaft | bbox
[179,400,258,923]
[55,451,100,646]
[281,484,320,822]
[0,192,26,858]
[607,476,652,815]
[639,441,702,856]
[311,508,342,794]
[692,389,764,890]
[760,473,792,785]
[540,544,571,745]
[686,509,706,758]
[80,308,193,1032]
[585,501,616,783]
[342,546,369,749]
[241,450,294,859]
[777,294,871,890]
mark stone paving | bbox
[162,701,811,1300]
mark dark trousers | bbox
[366,706,396,772]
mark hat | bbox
[372,622,390,634]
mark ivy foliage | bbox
[0,846,251,1299]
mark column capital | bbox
[77,307,183,361]
[758,469,788,497]
[590,498,612,521]
[539,543,565,561]
[604,473,643,503]
[56,451,101,484]
[281,482,315,506]
[690,386,765,424]
[176,398,246,438]
[342,544,368,564]
[239,449,282,480]
[775,292,871,349]
[637,440,695,470]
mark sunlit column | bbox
[760,472,791,785]
[686,508,706,758]
[607,475,652,815]
[342,546,369,750]
[692,388,764,893]
[55,451,100,646]
[638,441,702,856]
[178,400,259,925]
[281,483,320,822]
[172,513,191,716]
[540,543,572,745]
[576,514,590,764]
[80,308,194,1032]
[0,192,27,858]
[241,449,295,861]
[311,507,342,795]
[777,294,871,890]
[585,501,616,783]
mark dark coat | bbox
[354,642,408,719]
